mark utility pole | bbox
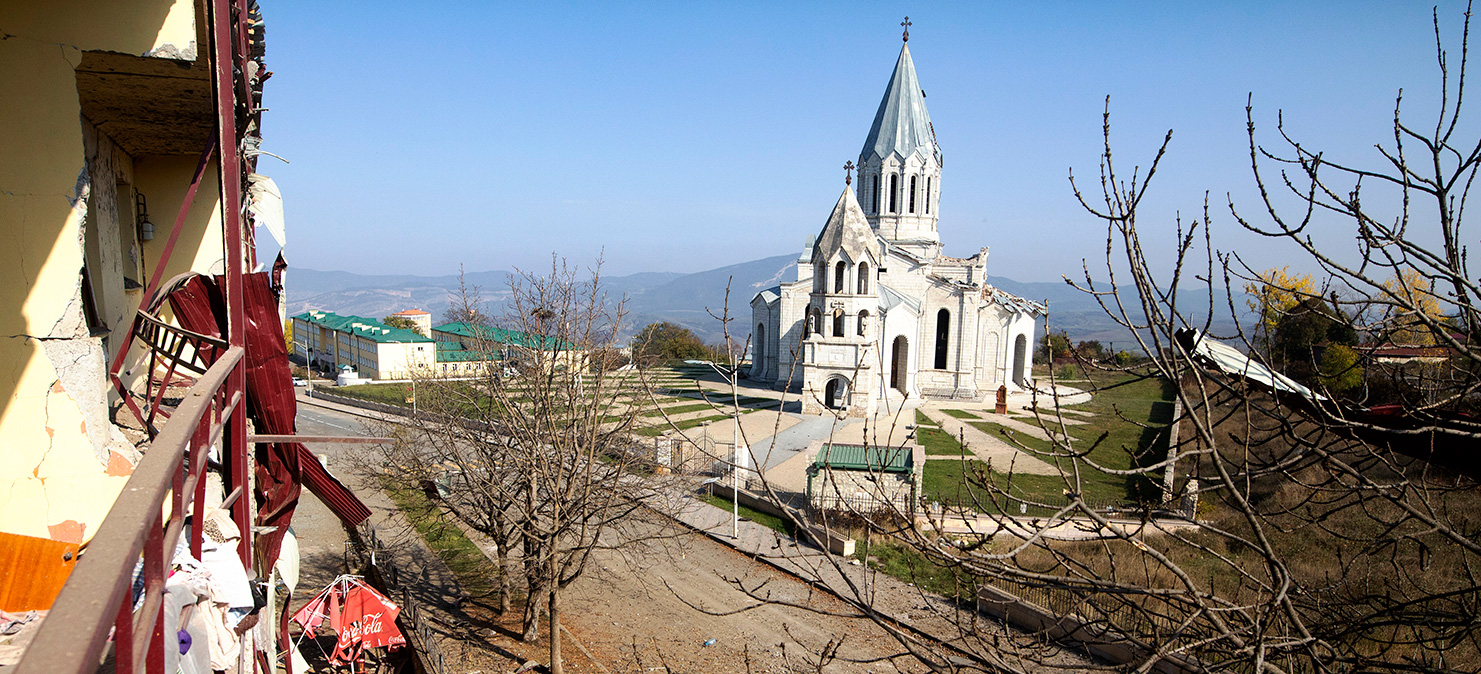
[732,417,740,539]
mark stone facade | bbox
[750,39,1044,417]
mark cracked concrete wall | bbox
[0,2,206,545]
[0,1,197,61]
[82,121,139,361]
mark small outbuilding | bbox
[806,443,924,517]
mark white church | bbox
[748,31,1044,417]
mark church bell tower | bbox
[856,19,944,259]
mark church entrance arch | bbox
[891,336,908,393]
[1012,334,1028,387]
[824,376,850,409]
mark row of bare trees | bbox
[368,260,677,674]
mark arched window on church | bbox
[871,175,880,213]
[857,262,869,294]
[857,310,869,336]
[803,309,812,338]
[755,323,765,371]
[889,174,899,213]
[925,176,932,214]
[908,175,917,213]
[934,308,950,369]
[834,261,847,294]
[833,311,845,337]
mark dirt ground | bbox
[288,396,1087,674]
[557,521,931,674]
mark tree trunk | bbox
[548,585,562,674]
[497,545,513,615]
[521,583,543,642]
[522,538,543,641]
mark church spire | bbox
[859,42,940,166]
[856,26,944,258]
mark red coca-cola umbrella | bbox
[291,576,404,669]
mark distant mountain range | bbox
[285,255,1242,348]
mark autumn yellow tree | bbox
[1380,268,1444,345]
[1244,266,1316,340]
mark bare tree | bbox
[705,6,1481,674]
[373,258,674,674]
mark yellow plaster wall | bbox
[134,155,225,281]
[0,0,197,59]
[114,156,225,392]
[0,4,215,543]
[0,37,131,542]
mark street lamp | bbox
[705,361,744,539]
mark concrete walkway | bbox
[917,408,1061,476]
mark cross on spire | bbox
[844,161,855,185]
[901,16,911,43]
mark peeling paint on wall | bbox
[144,40,196,61]
[39,338,134,464]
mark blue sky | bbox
[262,2,1472,283]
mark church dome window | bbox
[834,261,848,294]
[889,174,899,213]
[871,174,880,214]
[832,310,845,337]
[908,175,917,213]
[925,176,932,214]
[857,262,870,294]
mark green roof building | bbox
[806,442,924,517]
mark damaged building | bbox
[1,2,367,672]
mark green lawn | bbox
[917,425,968,456]
[382,483,501,599]
[921,458,1090,516]
[917,370,1174,512]
[699,494,796,537]
[328,382,413,407]
[857,538,978,602]
[643,402,720,417]
[633,413,737,436]
[940,408,981,420]
[920,457,994,508]
[969,370,1174,507]
[915,410,939,427]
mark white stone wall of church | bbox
[860,149,942,255]
[913,283,971,396]
[971,303,1014,391]
[1006,311,1038,387]
[776,281,811,388]
[749,297,775,381]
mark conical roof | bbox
[813,185,878,265]
[860,44,941,165]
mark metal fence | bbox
[353,524,451,674]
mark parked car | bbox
[292,377,307,387]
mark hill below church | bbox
[285,255,1239,349]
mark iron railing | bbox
[15,347,245,674]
